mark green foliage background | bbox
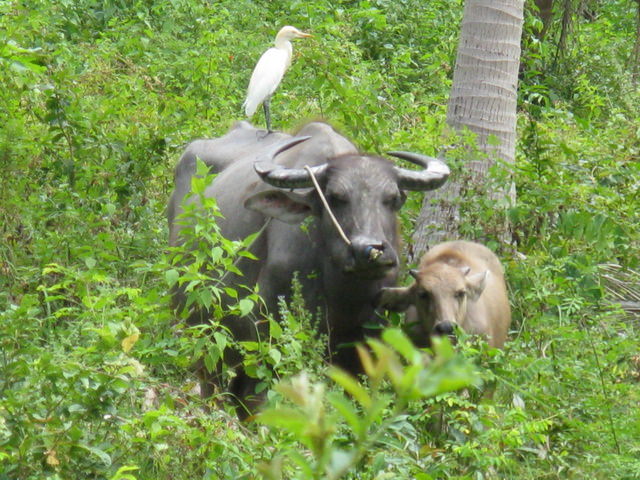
[1,0,639,478]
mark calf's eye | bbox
[417,289,430,300]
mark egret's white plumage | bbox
[243,26,311,131]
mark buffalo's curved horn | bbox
[265,135,312,161]
[388,151,450,191]
[254,136,328,189]
[255,162,328,189]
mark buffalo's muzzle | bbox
[365,245,384,262]
[344,237,396,276]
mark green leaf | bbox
[328,448,356,478]
[110,465,139,480]
[105,202,117,215]
[241,341,260,352]
[204,347,220,373]
[238,250,258,260]
[210,246,223,263]
[327,392,362,436]
[84,256,97,269]
[238,298,254,316]
[195,158,209,176]
[224,287,238,299]
[286,450,314,477]
[269,318,283,339]
[415,474,434,480]
[257,408,310,436]
[75,443,112,466]
[213,331,227,352]
[382,328,420,363]
[198,287,212,309]
[328,367,371,409]
[268,348,281,365]
[165,269,179,287]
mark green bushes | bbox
[1,0,639,478]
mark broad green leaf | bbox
[165,269,179,286]
[198,287,212,309]
[224,287,238,299]
[328,448,356,478]
[213,331,227,352]
[268,348,281,365]
[382,328,420,364]
[84,257,96,269]
[238,298,254,316]
[269,318,283,339]
[238,250,258,259]
[327,392,362,436]
[109,465,139,480]
[328,367,371,409]
[286,450,314,477]
[210,246,223,263]
[257,408,310,436]
[75,443,112,466]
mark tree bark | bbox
[534,0,555,39]
[412,0,524,259]
[555,0,574,63]
[632,0,640,85]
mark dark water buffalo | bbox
[376,240,511,349]
[168,121,450,416]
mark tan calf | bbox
[377,240,511,348]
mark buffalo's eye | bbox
[327,192,348,207]
[382,193,401,209]
[454,290,466,301]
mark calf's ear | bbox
[375,287,413,312]
[244,189,316,224]
[466,270,489,300]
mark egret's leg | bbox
[263,98,272,133]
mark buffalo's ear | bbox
[244,189,316,224]
[466,270,489,301]
[375,287,413,312]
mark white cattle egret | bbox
[243,25,312,132]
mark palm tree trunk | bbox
[412,0,524,258]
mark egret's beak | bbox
[298,32,313,38]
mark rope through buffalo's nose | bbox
[303,166,384,262]
[304,165,351,246]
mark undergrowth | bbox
[1,0,639,478]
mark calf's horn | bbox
[388,151,450,191]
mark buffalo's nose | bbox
[350,237,389,264]
[433,322,455,336]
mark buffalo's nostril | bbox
[434,322,455,336]
[365,244,384,261]
[347,238,396,273]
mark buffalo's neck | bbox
[318,266,395,372]
[322,263,396,325]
